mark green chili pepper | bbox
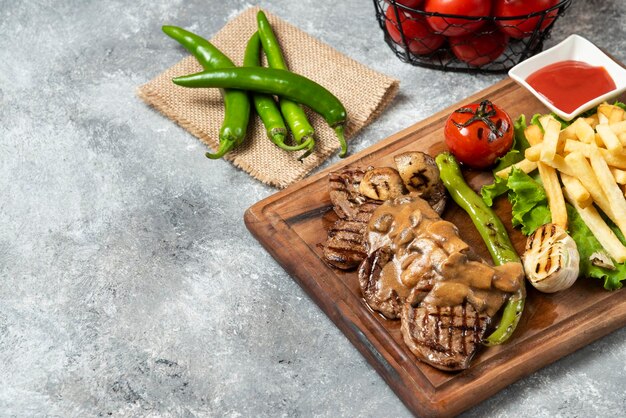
[172,67,349,157]
[162,25,250,159]
[243,32,312,153]
[257,10,316,158]
[435,152,526,346]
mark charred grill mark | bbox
[409,169,430,188]
[436,307,442,344]
[447,307,453,353]
[325,247,366,256]
[329,237,364,247]
[461,303,467,356]
[545,240,553,272]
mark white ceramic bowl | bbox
[508,34,626,121]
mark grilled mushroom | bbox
[394,151,447,214]
[359,167,407,201]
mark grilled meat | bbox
[360,194,524,370]
[324,168,381,269]
[322,200,380,270]
[401,302,489,371]
[329,168,371,220]
[323,219,368,270]
[358,247,401,318]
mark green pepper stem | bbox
[205,140,233,159]
[297,136,316,161]
[271,133,313,152]
[334,125,348,158]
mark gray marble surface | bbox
[1,0,625,416]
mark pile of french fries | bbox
[495,103,626,263]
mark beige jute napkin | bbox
[138,7,399,188]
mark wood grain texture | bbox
[244,78,626,418]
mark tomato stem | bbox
[452,100,503,141]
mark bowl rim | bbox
[508,34,626,121]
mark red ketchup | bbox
[526,60,616,113]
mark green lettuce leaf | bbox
[481,176,508,207]
[507,169,552,234]
[493,115,531,173]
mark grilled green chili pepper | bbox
[162,25,250,159]
[257,10,316,158]
[172,67,348,157]
[243,32,312,153]
[435,152,525,346]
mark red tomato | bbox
[444,101,514,169]
[393,0,424,9]
[424,0,490,37]
[494,0,559,39]
[385,7,445,55]
[449,25,509,67]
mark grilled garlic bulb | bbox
[523,223,580,293]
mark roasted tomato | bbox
[444,100,513,169]
[385,7,445,55]
[449,25,509,67]
[424,0,490,37]
[494,0,559,39]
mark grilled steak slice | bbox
[357,247,403,318]
[329,168,378,220]
[401,302,489,371]
[322,200,381,270]
[323,219,368,270]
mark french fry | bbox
[596,124,623,154]
[537,161,567,228]
[610,167,626,185]
[495,159,538,179]
[524,124,543,146]
[598,103,614,119]
[609,107,625,124]
[584,114,599,129]
[610,120,626,136]
[560,173,592,208]
[540,116,562,161]
[563,187,626,263]
[573,118,595,143]
[588,145,626,239]
[525,144,541,162]
[620,133,626,148]
[560,123,578,142]
[564,140,626,169]
[599,104,625,122]
[540,154,577,177]
[598,112,609,125]
[563,151,614,219]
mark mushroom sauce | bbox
[367,194,523,317]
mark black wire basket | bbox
[373,0,572,74]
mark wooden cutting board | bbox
[244,78,626,418]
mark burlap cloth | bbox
[138,7,399,188]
